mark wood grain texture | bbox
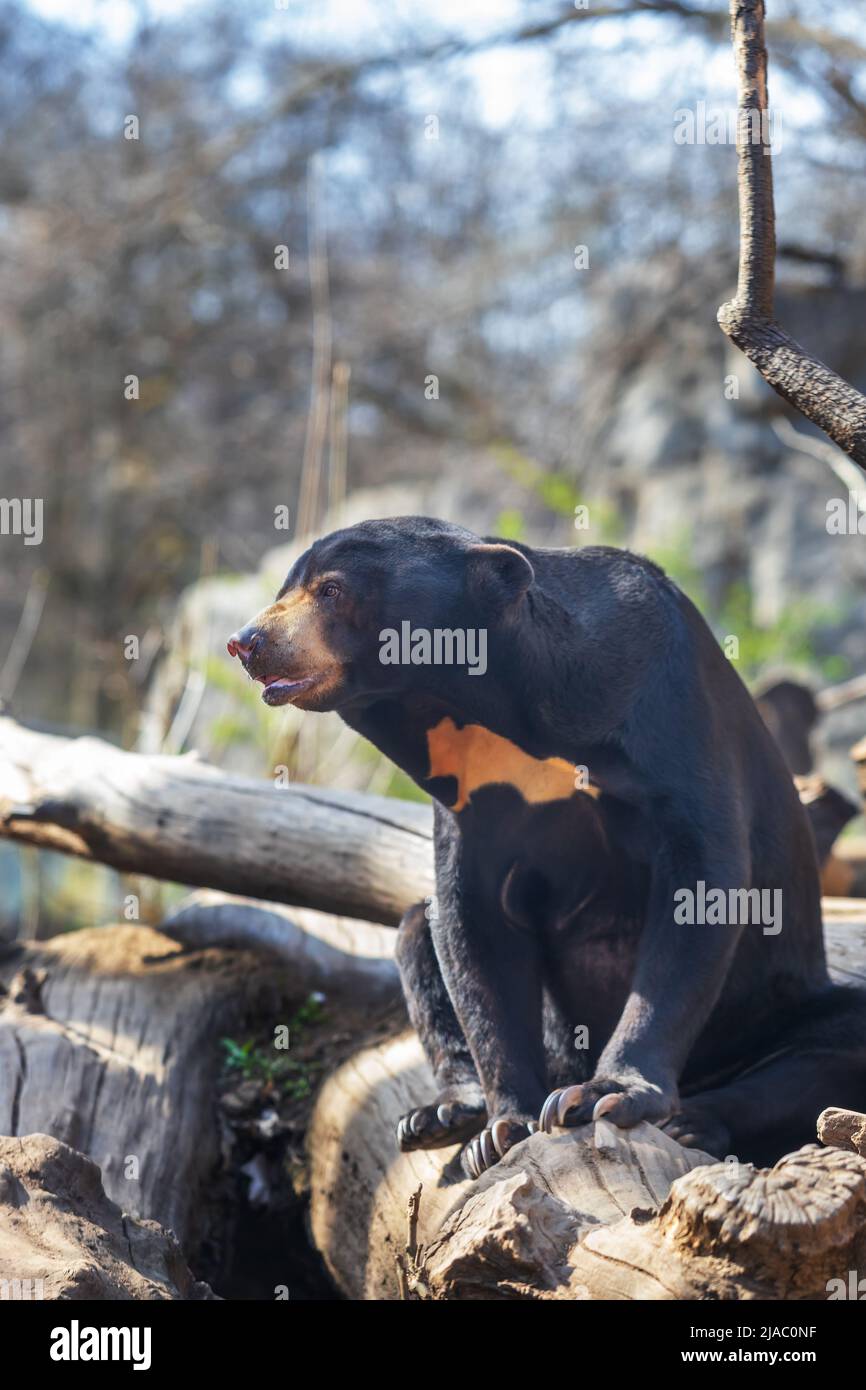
[309,912,866,1301]
[0,924,281,1249]
[0,715,434,925]
[161,890,400,1000]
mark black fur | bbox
[231,516,866,1173]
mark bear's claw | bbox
[462,1117,537,1179]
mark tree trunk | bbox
[307,908,866,1300]
[3,904,865,1301]
[0,715,434,926]
[308,1026,866,1301]
[0,924,283,1254]
[161,890,399,1000]
[0,897,411,1300]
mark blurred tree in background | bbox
[1,0,865,740]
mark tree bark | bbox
[307,907,866,1299]
[717,0,866,469]
[0,907,406,1300]
[0,924,283,1253]
[307,1028,866,1301]
[818,1105,866,1158]
[161,889,399,1001]
[0,715,434,926]
[2,900,864,1301]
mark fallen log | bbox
[0,714,434,926]
[162,890,399,1001]
[307,1029,866,1301]
[0,924,283,1257]
[3,909,864,1303]
[307,906,866,1300]
[0,904,409,1300]
[823,899,866,986]
[0,1134,216,1300]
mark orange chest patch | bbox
[425,717,596,812]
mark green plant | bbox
[220,993,329,1099]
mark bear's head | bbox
[226,516,534,711]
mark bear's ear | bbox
[465,543,534,608]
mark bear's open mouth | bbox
[259,673,318,706]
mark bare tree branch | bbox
[717,0,866,470]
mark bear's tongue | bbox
[260,674,316,705]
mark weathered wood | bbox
[308,907,866,1299]
[818,1106,866,1158]
[159,890,866,994]
[307,1028,866,1300]
[0,907,407,1301]
[161,890,400,1001]
[566,1143,866,1301]
[0,924,281,1251]
[0,1134,216,1300]
[0,714,434,926]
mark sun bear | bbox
[228,516,866,1176]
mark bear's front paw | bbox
[396,1089,486,1152]
[660,1105,730,1158]
[461,1116,536,1180]
[538,1072,676,1133]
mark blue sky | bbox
[21,0,828,143]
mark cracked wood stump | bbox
[0,923,283,1254]
[308,1031,866,1301]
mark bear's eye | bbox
[319,580,341,600]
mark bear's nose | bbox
[227,624,262,661]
